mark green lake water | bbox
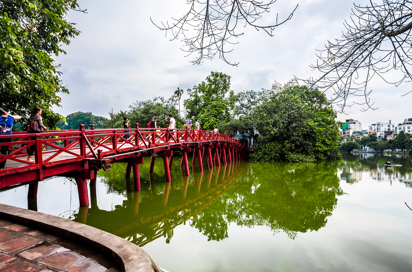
[1,153,412,271]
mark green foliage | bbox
[106,97,184,129]
[249,84,341,162]
[57,111,108,130]
[0,0,82,128]
[340,141,360,151]
[393,131,411,150]
[184,72,233,129]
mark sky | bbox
[55,0,412,129]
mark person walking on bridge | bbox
[195,119,200,130]
[0,107,21,169]
[27,106,47,162]
[123,117,130,140]
[184,118,192,130]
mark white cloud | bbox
[54,0,412,127]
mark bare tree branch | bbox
[307,0,412,112]
[152,0,298,66]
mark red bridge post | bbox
[162,154,172,182]
[133,155,144,191]
[126,161,132,179]
[79,124,86,157]
[181,148,190,176]
[135,123,139,147]
[149,156,156,173]
[207,146,213,169]
[76,177,89,207]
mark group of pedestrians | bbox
[0,106,47,169]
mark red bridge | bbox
[0,124,247,206]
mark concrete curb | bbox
[0,204,162,272]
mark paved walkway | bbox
[0,219,119,272]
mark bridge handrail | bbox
[0,125,246,176]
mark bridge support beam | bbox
[197,148,204,172]
[168,150,174,170]
[181,150,190,176]
[28,182,38,198]
[222,148,227,164]
[126,161,132,179]
[149,156,156,173]
[162,155,172,182]
[76,177,89,207]
[215,148,221,167]
[133,155,144,191]
[207,147,213,169]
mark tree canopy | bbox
[0,0,83,128]
[57,111,108,130]
[106,97,184,129]
[222,82,341,162]
[184,72,235,130]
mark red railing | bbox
[0,124,246,177]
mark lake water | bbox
[0,153,411,272]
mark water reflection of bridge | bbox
[75,162,244,247]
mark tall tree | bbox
[0,0,84,128]
[394,131,411,150]
[311,0,412,111]
[184,72,234,129]
[249,83,341,162]
[173,87,184,117]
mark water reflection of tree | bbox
[193,162,343,240]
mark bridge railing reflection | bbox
[74,161,245,247]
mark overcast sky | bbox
[55,0,411,129]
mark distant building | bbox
[369,120,396,139]
[341,119,362,138]
[396,118,412,134]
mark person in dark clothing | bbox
[27,106,47,162]
[123,117,130,140]
[150,117,158,129]
[0,106,21,169]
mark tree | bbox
[394,131,411,150]
[106,97,184,129]
[173,87,184,117]
[0,0,84,128]
[184,72,234,129]
[340,141,360,152]
[311,0,412,111]
[152,1,298,66]
[250,83,341,162]
[58,112,108,130]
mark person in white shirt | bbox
[195,119,200,130]
[214,127,219,133]
[169,114,176,129]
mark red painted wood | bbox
[163,155,172,182]
[182,151,190,176]
[207,147,213,169]
[215,148,221,166]
[0,127,247,191]
[222,148,227,164]
[169,150,174,170]
[133,161,141,191]
[76,177,89,207]
[197,148,204,172]
[149,156,156,173]
[126,161,132,179]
